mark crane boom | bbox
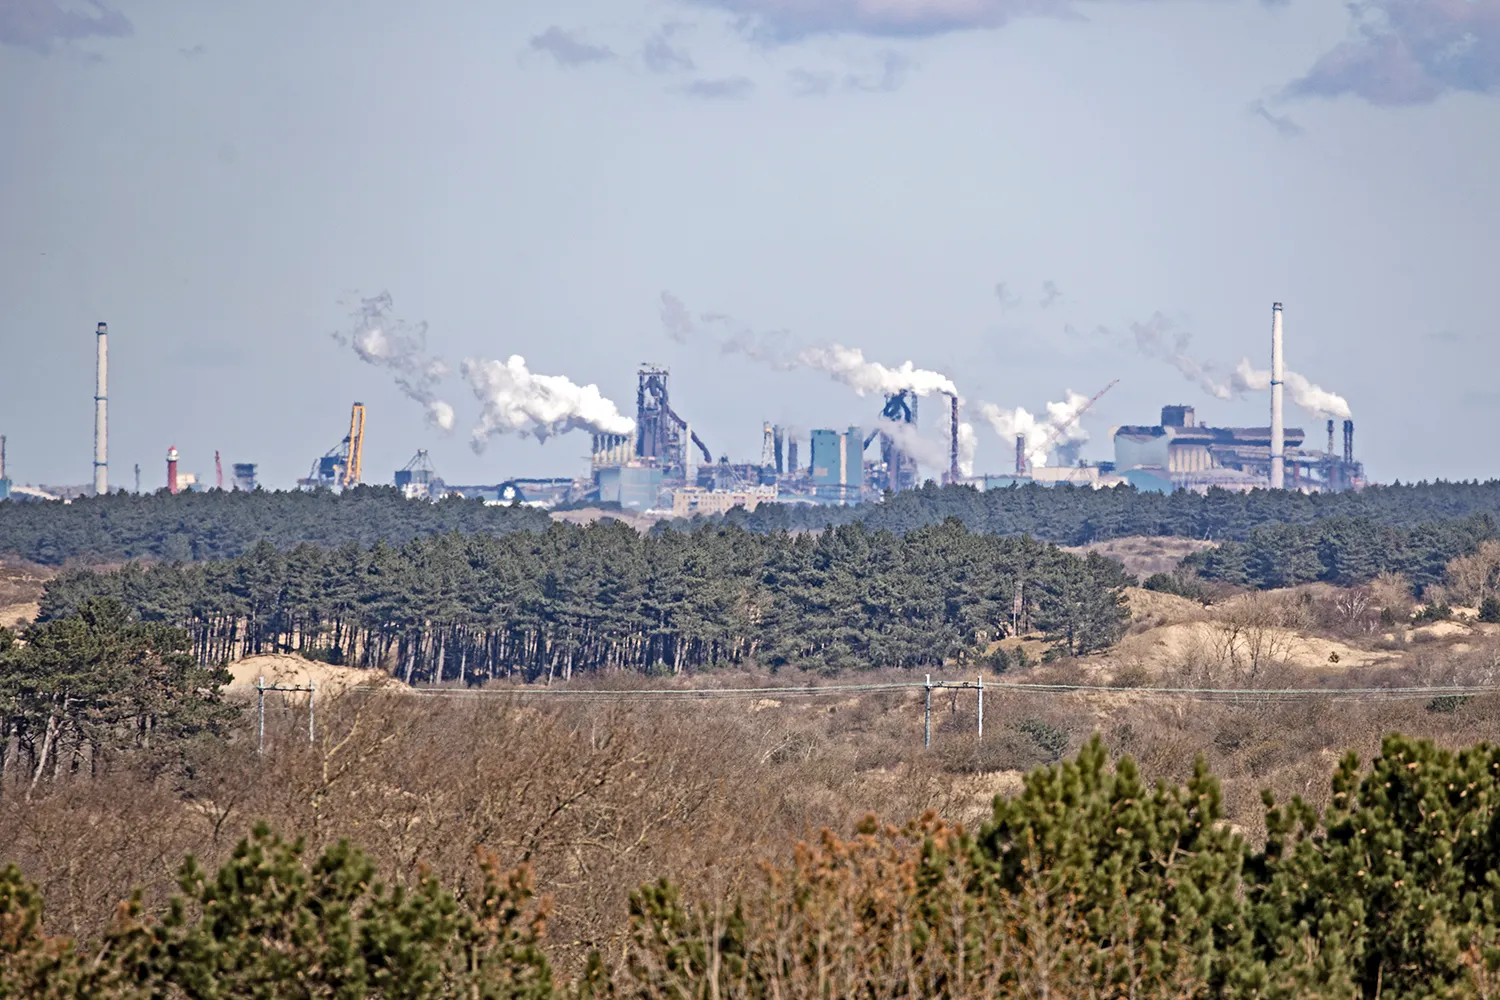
[344,403,366,488]
[1031,379,1118,469]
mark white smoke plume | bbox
[1124,313,1231,401]
[1229,359,1353,420]
[979,390,1092,469]
[956,420,977,477]
[660,290,957,395]
[334,293,456,431]
[871,419,948,470]
[1115,311,1353,419]
[462,355,635,451]
[795,344,958,397]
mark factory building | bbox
[232,463,258,492]
[394,450,445,500]
[810,427,864,503]
[1114,405,1363,494]
[671,485,778,517]
[596,463,667,511]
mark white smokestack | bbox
[94,322,108,495]
[1270,302,1284,490]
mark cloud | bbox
[1286,0,1500,105]
[680,76,755,98]
[1040,280,1061,308]
[643,25,695,72]
[790,68,837,95]
[529,26,615,66]
[688,0,1078,42]
[1425,328,1465,344]
[0,0,131,54]
[790,50,911,95]
[1250,99,1305,136]
[994,282,1020,311]
[843,50,911,91]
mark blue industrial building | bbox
[810,427,863,503]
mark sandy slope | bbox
[226,654,408,695]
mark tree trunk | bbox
[27,702,64,803]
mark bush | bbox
[1480,595,1500,623]
[1143,571,1209,603]
[1415,601,1453,622]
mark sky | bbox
[1,0,1497,491]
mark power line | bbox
[354,679,1499,704]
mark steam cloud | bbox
[1228,360,1353,420]
[462,355,635,451]
[978,390,1091,469]
[334,293,456,432]
[660,291,957,396]
[956,419,977,477]
[871,419,948,470]
[1124,313,1231,401]
[1117,312,1353,419]
[795,344,958,397]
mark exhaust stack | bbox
[167,446,180,495]
[94,322,108,495]
[1269,303,1284,489]
[948,394,960,484]
[1015,434,1026,476]
[1343,419,1354,464]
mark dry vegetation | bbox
[1065,536,1218,578]
[8,537,1500,989]
[7,635,1500,980]
[0,560,49,631]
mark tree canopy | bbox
[0,486,548,566]
[37,520,1131,681]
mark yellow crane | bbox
[298,402,367,491]
[344,402,365,488]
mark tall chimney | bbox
[1342,419,1354,464]
[1327,418,1335,455]
[949,393,960,484]
[0,434,6,481]
[787,437,799,476]
[1015,434,1026,476]
[1269,303,1285,489]
[167,446,180,495]
[94,322,108,495]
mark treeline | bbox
[12,734,1500,998]
[37,520,1131,679]
[707,479,1500,544]
[0,486,548,565]
[0,599,236,793]
[1184,513,1498,591]
[10,481,1500,567]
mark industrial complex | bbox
[0,304,1365,510]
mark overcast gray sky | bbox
[2,0,1497,491]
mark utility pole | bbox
[924,674,932,748]
[256,675,317,754]
[922,676,986,748]
[977,674,983,738]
